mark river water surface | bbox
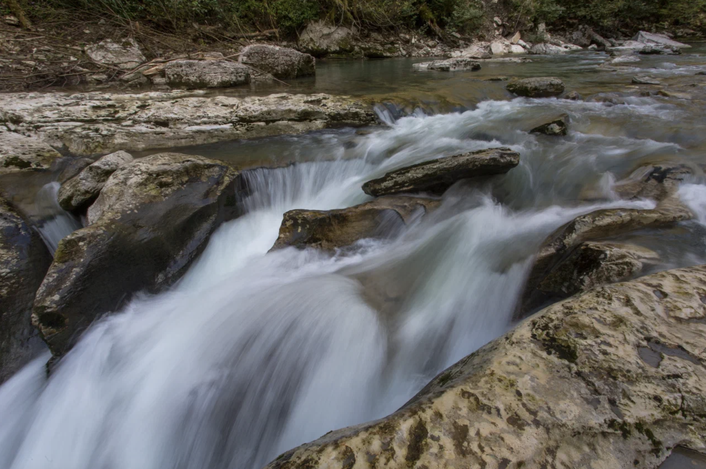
[2,46,706,469]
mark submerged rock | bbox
[0,131,61,174]
[85,38,146,70]
[32,153,241,358]
[239,44,315,79]
[264,266,706,469]
[0,92,377,156]
[530,117,567,136]
[58,150,134,212]
[362,147,520,197]
[0,198,51,383]
[163,60,251,88]
[412,58,481,72]
[298,21,357,57]
[506,77,565,98]
[272,196,440,251]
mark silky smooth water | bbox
[2,49,706,469]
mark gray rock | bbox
[0,131,61,174]
[529,43,568,55]
[239,44,315,79]
[633,31,691,49]
[0,198,51,384]
[58,150,134,212]
[412,58,481,72]
[506,77,565,98]
[611,55,641,64]
[32,153,241,358]
[263,266,706,469]
[632,76,662,85]
[272,196,440,251]
[362,147,520,197]
[298,21,357,57]
[530,117,567,136]
[164,60,251,89]
[85,38,146,70]
[563,90,582,100]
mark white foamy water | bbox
[0,97,695,469]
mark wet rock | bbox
[632,76,662,85]
[362,147,520,197]
[563,90,582,100]
[163,60,251,89]
[0,198,51,384]
[572,25,611,49]
[413,58,481,72]
[85,38,145,70]
[633,31,691,50]
[611,55,641,64]
[32,153,241,358]
[529,43,568,55]
[530,117,567,136]
[272,196,440,251]
[0,92,377,156]
[298,21,357,57]
[639,45,681,55]
[613,162,695,202]
[0,131,61,174]
[506,77,565,98]
[264,265,706,469]
[518,202,692,316]
[58,150,134,213]
[239,44,315,79]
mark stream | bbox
[1,46,706,469]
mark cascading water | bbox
[0,92,703,469]
[33,182,82,254]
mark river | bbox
[1,46,706,469]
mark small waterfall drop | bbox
[34,182,82,254]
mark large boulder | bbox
[264,266,706,469]
[298,21,357,57]
[239,44,315,79]
[163,60,251,88]
[32,153,241,358]
[362,148,520,197]
[0,199,51,384]
[0,131,61,174]
[58,150,134,212]
[85,38,146,70]
[633,31,691,50]
[272,196,440,251]
[412,58,481,72]
[506,77,565,98]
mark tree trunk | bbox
[3,0,32,29]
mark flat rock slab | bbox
[507,77,565,98]
[272,196,440,251]
[0,92,377,156]
[362,147,520,197]
[32,153,241,358]
[265,266,706,469]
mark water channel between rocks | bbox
[1,46,706,469]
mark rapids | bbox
[2,49,706,469]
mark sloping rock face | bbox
[265,266,706,469]
[298,21,357,57]
[507,77,565,98]
[163,60,251,88]
[0,130,61,174]
[0,92,377,156]
[362,148,520,197]
[0,198,51,384]
[85,38,146,70]
[58,150,134,212]
[412,58,481,72]
[633,31,691,50]
[272,196,440,251]
[240,45,315,79]
[32,153,241,358]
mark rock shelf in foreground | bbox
[265,265,706,469]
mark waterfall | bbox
[34,182,82,254]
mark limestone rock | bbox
[362,148,520,197]
[272,196,440,251]
[85,38,145,70]
[413,58,481,72]
[32,153,241,358]
[506,77,565,98]
[633,31,691,50]
[264,266,706,469]
[0,131,61,174]
[58,150,134,212]
[0,198,51,384]
[239,44,315,79]
[530,117,567,136]
[164,60,251,89]
[0,92,377,156]
[299,21,357,57]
